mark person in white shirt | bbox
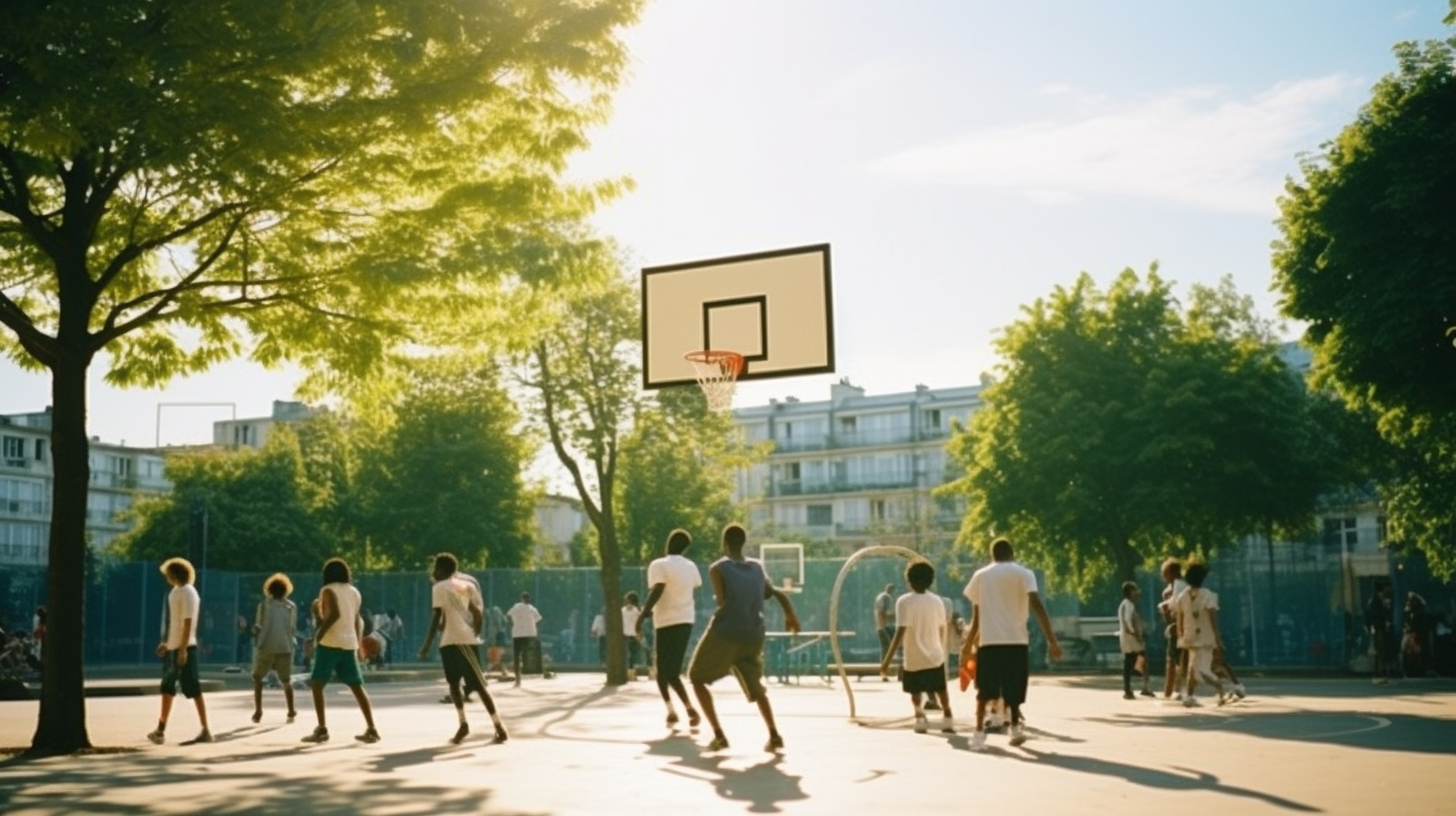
[505,592,543,687]
[1117,582,1153,699]
[1158,558,1191,699]
[637,529,703,728]
[147,557,213,745]
[301,557,380,744]
[1174,562,1227,707]
[417,552,508,745]
[960,538,1062,751]
[879,560,955,734]
[622,591,644,677]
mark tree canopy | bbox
[1272,22,1456,576]
[943,268,1337,595]
[0,0,642,753]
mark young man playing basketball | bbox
[688,524,800,752]
[418,553,508,744]
[637,529,703,728]
[960,537,1062,750]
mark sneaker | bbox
[940,717,956,734]
[146,729,165,745]
[451,723,469,745]
[1123,691,1135,700]
[706,734,729,751]
[1232,683,1247,699]
[969,730,987,752]
[286,710,297,722]
[356,728,381,744]
[913,715,929,734]
[1009,724,1027,747]
[191,729,215,744]
[301,726,329,743]
[1182,696,1201,708]
[765,733,784,752]
[1217,692,1228,707]
[492,727,509,744]
[1139,689,1155,697]
[924,698,941,711]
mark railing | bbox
[767,477,920,498]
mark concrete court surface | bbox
[1,672,1453,816]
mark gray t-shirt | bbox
[255,597,297,654]
[708,557,769,640]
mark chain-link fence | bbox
[2,545,1451,673]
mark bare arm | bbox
[880,626,907,676]
[315,587,340,642]
[175,616,195,666]
[1029,592,1062,662]
[960,605,980,663]
[637,583,666,637]
[417,608,444,660]
[766,583,801,633]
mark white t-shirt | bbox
[1118,597,1145,653]
[622,605,641,638]
[964,561,1039,646]
[318,583,362,650]
[896,591,948,672]
[507,602,542,638]
[1175,587,1219,649]
[433,575,484,647]
[591,613,606,637]
[165,584,201,650]
[646,554,701,628]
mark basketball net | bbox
[684,350,744,412]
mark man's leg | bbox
[692,681,724,746]
[252,675,265,722]
[756,691,784,750]
[347,684,378,738]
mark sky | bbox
[1,0,1452,449]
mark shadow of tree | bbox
[1077,708,1456,755]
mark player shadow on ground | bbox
[1078,709,1456,756]
[0,750,538,816]
[942,742,1319,813]
[644,735,808,814]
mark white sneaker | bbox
[940,717,956,734]
[146,729,164,745]
[913,715,928,734]
[1009,724,1027,746]
[1182,696,1201,708]
[969,730,987,751]
[1233,683,1247,699]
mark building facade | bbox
[0,408,169,566]
[729,378,983,555]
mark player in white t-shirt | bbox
[1174,562,1227,707]
[960,538,1062,750]
[506,593,543,687]
[879,560,955,734]
[418,553,508,744]
[637,529,703,728]
[147,557,213,745]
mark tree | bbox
[618,386,743,566]
[354,357,536,571]
[943,268,1335,595]
[111,428,335,572]
[0,0,641,753]
[1272,19,1456,576]
[517,271,639,685]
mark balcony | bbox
[769,427,946,453]
[1,499,49,518]
[767,476,920,498]
[3,457,29,470]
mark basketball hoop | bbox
[683,350,744,412]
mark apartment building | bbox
[212,400,316,449]
[730,378,984,554]
[0,408,169,566]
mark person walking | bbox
[874,583,897,677]
[506,592,543,687]
[417,552,508,745]
[301,557,380,744]
[687,524,800,753]
[1174,562,1227,707]
[147,557,213,745]
[250,573,298,723]
[878,560,955,734]
[1158,558,1190,699]
[959,537,1062,750]
[622,591,645,679]
[637,528,703,728]
[1365,582,1394,684]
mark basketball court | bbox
[1,672,1451,815]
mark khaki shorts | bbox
[687,631,765,702]
[252,650,293,681]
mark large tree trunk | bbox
[30,353,93,754]
[599,523,627,686]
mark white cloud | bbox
[869,75,1364,214]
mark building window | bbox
[33,438,46,462]
[2,436,23,466]
[925,409,941,430]
[807,504,832,526]
[233,424,254,446]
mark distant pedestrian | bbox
[622,591,644,678]
[879,560,955,734]
[147,557,213,745]
[30,606,44,664]
[591,610,607,666]
[959,537,1062,751]
[1158,558,1189,699]
[251,573,298,723]
[638,529,703,729]
[301,557,380,744]
[1174,562,1227,707]
[506,592,543,687]
[417,553,508,745]
[1403,590,1429,678]
[874,583,897,673]
[688,524,801,752]
[1117,581,1153,699]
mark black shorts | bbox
[902,665,947,695]
[160,646,203,699]
[440,644,487,695]
[655,624,692,680]
[975,645,1029,706]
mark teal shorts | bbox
[310,645,364,686]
